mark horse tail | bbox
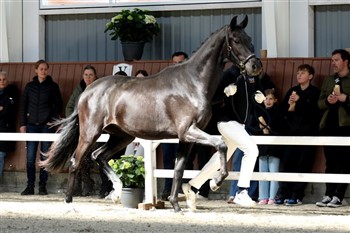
[41,110,80,173]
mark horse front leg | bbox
[181,124,228,210]
[168,142,193,213]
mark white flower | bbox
[145,15,156,24]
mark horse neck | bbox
[188,27,227,99]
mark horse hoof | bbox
[209,179,220,191]
[174,209,184,215]
[65,196,73,203]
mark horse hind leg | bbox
[93,134,134,204]
[65,135,99,203]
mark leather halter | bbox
[225,26,256,73]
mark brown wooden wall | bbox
[0,58,333,172]
[0,60,172,172]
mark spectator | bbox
[0,71,18,177]
[66,65,98,197]
[135,69,148,78]
[254,88,286,205]
[171,51,188,64]
[316,49,350,208]
[275,64,321,206]
[20,59,63,195]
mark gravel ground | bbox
[1,192,350,233]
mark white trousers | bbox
[189,121,258,190]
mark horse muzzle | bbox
[244,56,262,77]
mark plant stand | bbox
[121,41,145,61]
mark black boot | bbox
[39,186,48,195]
[21,186,34,195]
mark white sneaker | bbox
[233,190,256,207]
[182,183,197,211]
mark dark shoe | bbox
[275,198,287,205]
[327,196,342,208]
[285,199,302,206]
[316,196,332,207]
[39,186,48,195]
[21,187,34,195]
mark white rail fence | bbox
[1,133,349,204]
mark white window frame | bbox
[39,0,262,15]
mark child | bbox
[275,64,321,206]
[252,89,285,205]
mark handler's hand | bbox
[254,90,266,104]
[224,84,237,97]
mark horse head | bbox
[225,15,262,76]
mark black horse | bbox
[41,15,261,212]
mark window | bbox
[40,0,258,10]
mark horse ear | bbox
[239,15,248,29]
[230,16,238,30]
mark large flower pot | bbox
[121,41,145,61]
[121,188,144,208]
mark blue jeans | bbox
[0,151,6,176]
[229,148,258,199]
[26,124,54,188]
[258,155,280,200]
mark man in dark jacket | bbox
[20,60,62,196]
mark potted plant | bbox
[108,155,145,208]
[104,8,160,61]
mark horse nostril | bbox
[252,64,257,70]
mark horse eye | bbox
[233,39,239,44]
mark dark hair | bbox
[171,51,189,59]
[83,64,97,75]
[135,69,148,77]
[35,59,49,69]
[264,88,276,97]
[298,64,315,76]
[114,71,127,76]
[332,49,350,64]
